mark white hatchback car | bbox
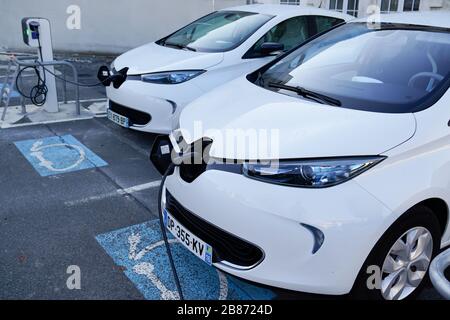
[157,12,450,300]
[105,5,350,133]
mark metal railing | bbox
[0,52,80,120]
[0,53,34,120]
[430,248,450,299]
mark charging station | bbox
[0,17,109,128]
[21,17,58,113]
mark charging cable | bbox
[158,162,184,300]
[37,61,112,87]
[15,61,112,107]
[14,35,49,106]
[156,151,202,300]
[15,33,111,107]
[15,64,48,106]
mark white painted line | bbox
[218,271,229,301]
[65,98,107,104]
[64,191,117,207]
[1,115,94,129]
[133,262,180,300]
[117,181,162,195]
[0,98,107,128]
[64,180,161,207]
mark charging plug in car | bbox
[97,66,129,89]
[150,135,175,175]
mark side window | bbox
[244,16,310,59]
[313,16,344,34]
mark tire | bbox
[352,205,441,300]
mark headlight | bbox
[243,157,385,188]
[141,70,205,84]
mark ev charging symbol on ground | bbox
[128,234,228,300]
[30,140,86,172]
[15,135,107,176]
[96,220,275,300]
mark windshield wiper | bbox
[268,82,341,107]
[163,41,197,52]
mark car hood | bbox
[178,77,417,160]
[114,42,224,75]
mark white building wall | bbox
[0,0,247,54]
[257,0,450,16]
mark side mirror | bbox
[260,42,284,56]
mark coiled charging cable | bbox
[15,65,48,106]
[15,59,111,107]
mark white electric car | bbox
[160,12,450,300]
[106,5,351,133]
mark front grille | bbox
[166,191,264,268]
[109,100,151,126]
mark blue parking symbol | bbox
[0,84,20,98]
[96,220,276,300]
[14,135,107,176]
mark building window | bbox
[403,0,420,11]
[347,0,360,16]
[329,0,359,17]
[280,0,301,5]
[379,0,420,13]
[329,0,344,12]
[380,0,399,13]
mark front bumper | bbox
[106,79,204,134]
[164,168,392,295]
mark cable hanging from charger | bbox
[158,162,184,300]
[15,61,113,108]
[15,65,48,106]
[37,61,113,87]
[14,34,113,107]
[14,35,49,106]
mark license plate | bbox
[107,109,129,128]
[164,209,213,266]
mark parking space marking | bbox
[0,83,21,98]
[14,135,107,176]
[64,180,161,207]
[96,220,275,300]
[30,140,86,172]
[117,181,162,195]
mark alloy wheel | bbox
[381,227,433,300]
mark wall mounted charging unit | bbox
[16,18,116,111]
[20,17,58,112]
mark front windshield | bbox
[159,11,273,53]
[258,23,450,113]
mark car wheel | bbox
[352,205,441,300]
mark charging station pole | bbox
[22,17,58,113]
